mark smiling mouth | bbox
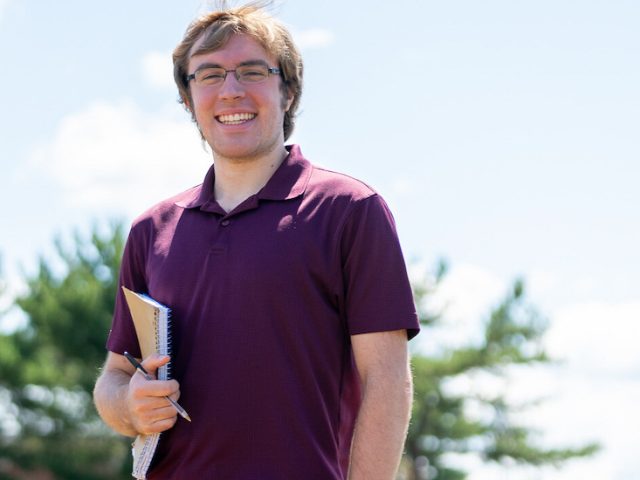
[216,113,256,125]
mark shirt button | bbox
[221,219,231,227]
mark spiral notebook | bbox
[121,287,172,480]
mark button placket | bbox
[210,216,231,255]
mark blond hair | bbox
[173,1,303,140]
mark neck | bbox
[212,145,289,213]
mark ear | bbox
[285,92,294,112]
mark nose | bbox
[217,72,245,101]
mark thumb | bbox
[140,353,171,378]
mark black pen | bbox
[124,351,192,422]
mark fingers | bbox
[130,399,179,434]
[126,354,182,435]
[131,376,181,401]
[140,353,171,379]
[127,384,181,434]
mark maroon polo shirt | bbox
[107,145,419,479]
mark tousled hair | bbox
[172,1,303,141]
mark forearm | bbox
[93,368,138,437]
[348,366,413,480]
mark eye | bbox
[196,68,226,84]
[238,66,268,82]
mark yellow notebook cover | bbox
[121,287,172,480]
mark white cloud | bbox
[432,264,506,320]
[510,298,640,477]
[528,269,560,298]
[293,28,335,49]
[508,367,640,480]
[546,301,640,376]
[419,263,506,351]
[28,100,211,218]
[512,299,640,479]
[142,51,175,89]
[501,298,640,479]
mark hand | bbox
[125,354,182,435]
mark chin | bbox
[211,146,261,162]
[210,138,283,163]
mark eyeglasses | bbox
[186,63,281,87]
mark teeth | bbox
[217,113,256,125]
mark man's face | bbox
[187,33,292,163]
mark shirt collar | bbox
[175,144,312,212]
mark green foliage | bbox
[0,221,131,479]
[403,264,599,480]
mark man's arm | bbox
[93,352,181,437]
[348,329,413,480]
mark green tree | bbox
[402,263,599,480]
[0,222,131,479]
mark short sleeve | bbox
[340,194,420,339]
[105,221,151,356]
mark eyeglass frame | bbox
[186,61,282,87]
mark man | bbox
[93,3,419,479]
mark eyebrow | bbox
[190,59,270,73]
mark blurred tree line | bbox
[0,222,598,479]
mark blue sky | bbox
[1,1,639,478]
